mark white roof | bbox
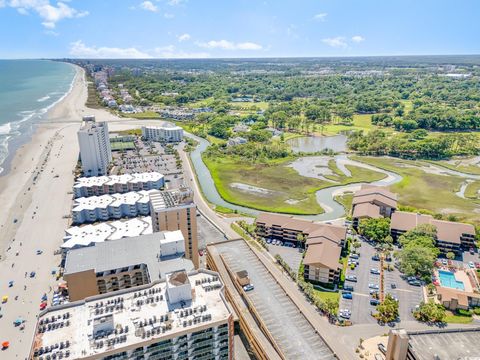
[74,172,164,189]
[32,271,231,359]
[72,190,156,212]
[161,230,185,245]
[62,217,153,249]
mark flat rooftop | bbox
[63,216,153,249]
[149,188,194,211]
[209,239,335,359]
[31,270,231,359]
[64,232,193,278]
[74,172,164,188]
[73,190,155,211]
[408,328,480,360]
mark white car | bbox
[370,268,380,275]
[368,283,379,289]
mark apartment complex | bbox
[141,125,184,143]
[30,270,234,360]
[150,188,199,268]
[256,213,346,285]
[63,232,193,301]
[77,116,112,176]
[351,185,398,228]
[390,211,476,253]
[72,190,155,224]
[62,217,153,251]
[73,172,164,198]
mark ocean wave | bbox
[0,122,12,135]
[37,95,51,102]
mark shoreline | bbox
[0,61,77,177]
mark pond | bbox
[286,134,348,153]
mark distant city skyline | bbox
[0,0,479,59]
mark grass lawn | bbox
[110,141,135,151]
[128,111,161,119]
[351,156,480,223]
[228,101,269,111]
[203,155,386,215]
[320,114,388,136]
[444,311,473,324]
[465,181,480,199]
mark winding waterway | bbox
[186,132,403,221]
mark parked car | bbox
[378,343,387,355]
[350,253,360,259]
[370,268,380,275]
[346,275,357,282]
[468,261,475,269]
[243,284,254,292]
[408,280,421,286]
[344,285,354,292]
[372,254,380,261]
[475,262,480,269]
[391,283,397,289]
[470,247,475,255]
[368,283,379,289]
[370,299,381,306]
[266,239,272,244]
[342,292,353,300]
[339,309,351,319]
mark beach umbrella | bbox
[2,341,9,349]
[14,318,23,325]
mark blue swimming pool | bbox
[438,270,465,290]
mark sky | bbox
[0,0,479,59]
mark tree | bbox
[446,252,455,260]
[397,244,438,280]
[358,218,391,243]
[296,233,305,243]
[324,298,338,316]
[375,294,399,323]
[413,301,446,323]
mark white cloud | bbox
[167,0,183,5]
[313,13,327,21]
[164,12,174,18]
[352,35,365,43]
[153,45,209,58]
[177,33,190,42]
[6,0,88,28]
[69,41,152,59]
[140,1,158,12]
[196,40,262,50]
[322,36,348,48]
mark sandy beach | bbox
[0,65,121,359]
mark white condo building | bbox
[30,270,233,360]
[142,125,184,143]
[72,190,156,224]
[73,172,164,198]
[77,116,112,176]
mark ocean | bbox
[0,59,76,174]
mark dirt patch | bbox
[230,182,280,197]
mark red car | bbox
[39,302,47,311]
[475,262,480,269]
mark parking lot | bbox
[267,242,303,275]
[340,238,424,324]
[213,240,335,359]
[340,239,380,324]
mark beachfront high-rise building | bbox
[77,115,112,176]
[150,188,199,268]
[30,270,234,360]
[141,124,184,142]
[63,232,193,301]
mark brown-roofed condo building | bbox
[351,185,398,228]
[256,213,346,285]
[149,188,199,268]
[390,211,476,253]
[30,270,233,360]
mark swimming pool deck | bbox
[437,269,473,292]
